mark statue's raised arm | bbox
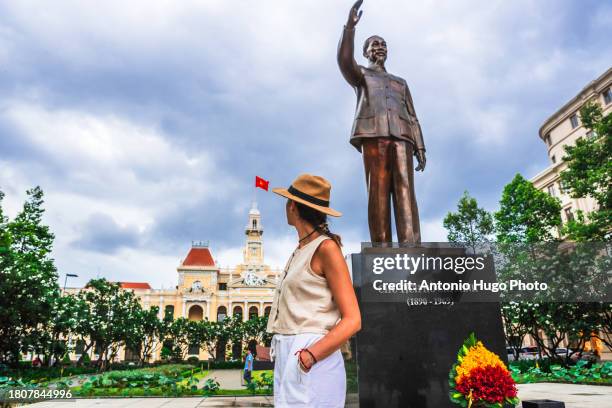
[336,0,426,244]
[346,0,363,28]
[337,0,364,87]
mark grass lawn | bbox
[4,361,358,397]
[69,364,208,397]
[252,369,272,382]
[214,389,272,395]
[253,361,358,394]
[177,369,209,386]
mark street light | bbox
[63,273,78,293]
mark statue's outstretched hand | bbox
[415,149,426,171]
[347,0,363,28]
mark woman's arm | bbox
[303,239,361,368]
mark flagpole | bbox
[252,178,256,206]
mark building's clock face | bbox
[191,281,202,291]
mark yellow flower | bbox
[455,341,508,383]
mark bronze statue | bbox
[338,0,426,244]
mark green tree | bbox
[560,101,611,241]
[495,174,562,243]
[217,315,243,361]
[126,305,162,365]
[0,190,16,363]
[43,294,80,364]
[0,187,60,365]
[443,191,494,252]
[494,175,608,363]
[243,316,272,347]
[0,191,12,280]
[193,320,220,364]
[74,278,142,371]
[494,175,559,361]
[106,287,142,365]
[164,317,192,361]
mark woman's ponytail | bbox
[295,202,343,247]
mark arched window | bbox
[124,344,141,362]
[162,340,173,356]
[188,344,200,356]
[253,219,257,229]
[248,339,258,356]
[94,342,103,355]
[75,339,85,355]
[264,306,271,317]
[164,305,174,321]
[232,342,242,361]
[188,305,204,321]
[217,306,227,322]
[249,306,259,320]
[233,305,243,319]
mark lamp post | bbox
[63,273,78,293]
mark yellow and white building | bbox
[70,201,282,362]
[531,67,611,233]
[526,67,611,358]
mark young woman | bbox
[266,174,362,408]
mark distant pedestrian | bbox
[32,356,42,368]
[243,349,254,385]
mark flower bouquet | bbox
[449,333,519,408]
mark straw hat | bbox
[272,174,342,217]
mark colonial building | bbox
[526,67,611,359]
[69,201,282,362]
[531,67,611,234]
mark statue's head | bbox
[363,35,387,64]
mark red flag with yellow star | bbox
[255,176,269,191]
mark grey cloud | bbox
[73,213,141,254]
[0,1,610,286]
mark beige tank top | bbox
[266,235,341,335]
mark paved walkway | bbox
[518,383,612,407]
[27,383,612,407]
[200,369,245,390]
[28,396,273,407]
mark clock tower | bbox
[244,201,264,265]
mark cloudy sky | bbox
[1,0,610,288]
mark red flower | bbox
[456,365,517,404]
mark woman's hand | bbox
[295,349,315,372]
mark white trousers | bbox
[270,333,346,408]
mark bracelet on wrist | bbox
[304,348,318,364]
[294,348,315,370]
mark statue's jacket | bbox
[338,26,425,153]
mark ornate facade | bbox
[531,67,611,235]
[526,67,610,359]
[70,202,282,362]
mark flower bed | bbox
[0,365,99,384]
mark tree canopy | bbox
[560,101,611,241]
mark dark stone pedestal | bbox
[522,401,565,408]
[351,248,507,408]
